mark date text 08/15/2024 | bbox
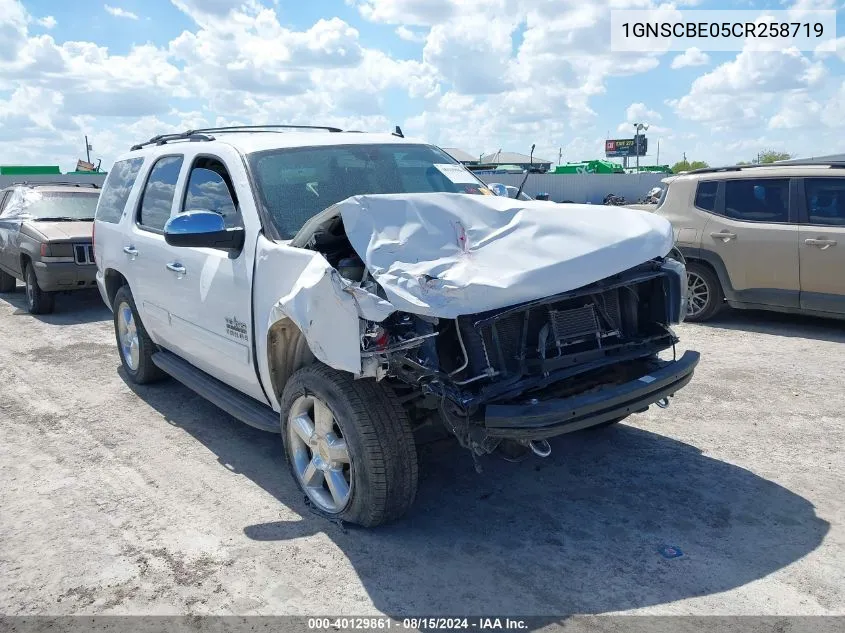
[307,617,529,630]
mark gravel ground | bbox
[0,286,843,618]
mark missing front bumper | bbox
[484,350,700,440]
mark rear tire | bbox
[112,285,165,384]
[0,270,16,292]
[685,262,724,322]
[24,263,55,314]
[280,364,418,527]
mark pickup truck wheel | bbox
[113,285,165,384]
[685,262,723,322]
[280,364,418,527]
[0,270,16,292]
[24,263,55,314]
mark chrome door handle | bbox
[123,245,138,257]
[805,238,837,250]
[166,262,186,275]
[710,231,737,242]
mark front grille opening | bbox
[73,243,94,265]
[448,276,672,383]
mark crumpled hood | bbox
[326,193,674,319]
[24,220,93,242]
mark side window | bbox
[0,192,10,216]
[694,181,718,211]
[804,178,845,227]
[723,178,789,223]
[138,156,183,232]
[182,158,242,229]
[96,157,145,223]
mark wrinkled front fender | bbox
[253,235,395,410]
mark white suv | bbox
[94,125,698,526]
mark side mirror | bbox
[535,193,550,201]
[164,210,245,251]
[488,183,509,197]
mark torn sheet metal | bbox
[334,193,675,319]
[253,236,395,394]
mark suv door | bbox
[701,177,799,308]
[124,155,185,350]
[798,177,845,314]
[160,152,266,402]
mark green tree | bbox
[671,159,710,173]
[758,150,792,164]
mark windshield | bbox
[0,190,100,221]
[248,143,490,238]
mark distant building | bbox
[775,153,845,165]
[480,151,553,173]
[442,148,479,165]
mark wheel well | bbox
[686,258,719,282]
[104,269,128,308]
[267,318,316,399]
[20,253,31,273]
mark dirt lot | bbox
[0,286,843,618]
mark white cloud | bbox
[36,15,57,29]
[768,93,822,130]
[670,48,709,69]
[395,25,425,43]
[670,45,827,128]
[104,4,140,20]
[625,103,662,123]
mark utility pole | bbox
[85,136,92,164]
[656,139,660,166]
[558,147,562,166]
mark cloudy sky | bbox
[1,0,843,171]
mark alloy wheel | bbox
[687,272,710,318]
[287,395,352,513]
[116,301,140,371]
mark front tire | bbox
[280,364,419,527]
[24,263,55,314]
[113,285,165,384]
[0,269,16,292]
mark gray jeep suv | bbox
[0,182,100,314]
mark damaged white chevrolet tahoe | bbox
[94,126,699,526]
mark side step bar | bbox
[152,350,279,434]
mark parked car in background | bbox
[94,125,697,526]
[654,162,845,321]
[0,182,100,314]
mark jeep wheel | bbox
[24,263,55,314]
[0,270,16,293]
[280,364,418,527]
[685,262,724,322]
[113,285,165,384]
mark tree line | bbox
[670,150,792,174]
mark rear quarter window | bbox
[694,181,718,211]
[95,157,145,224]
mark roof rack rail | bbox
[8,181,101,188]
[186,125,344,134]
[130,132,215,151]
[688,160,845,175]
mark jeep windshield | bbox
[1,191,100,221]
[248,144,490,239]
